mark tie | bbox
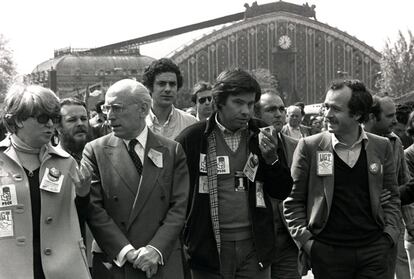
[128,139,143,175]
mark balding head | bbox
[107,79,152,111]
[255,93,286,132]
[286,105,302,128]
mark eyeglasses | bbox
[32,114,61,124]
[101,103,136,114]
[198,96,212,104]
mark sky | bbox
[1,0,413,75]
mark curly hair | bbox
[142,58,183,92]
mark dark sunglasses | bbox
[198,96,212,104]
[32,114,61,124]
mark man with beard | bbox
[254,93,300,279]
[57,98,90,164]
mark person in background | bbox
[191,81,213,121]
[281,105,310,139]
[254,92,300,279]
[90,100,111,139]
[0,84,91,279]
[143,58,197,140]
[395,104,413,149]
[284,79,401,279]
[84,79,189,279]
[309,115,324,135]
[176,68,293,279]
[363,95,411,279]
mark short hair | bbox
[2,84,60,133]
[406,111,414,136]
[328,79,372,123]
[286,105,301,115]
[369,96,382,121]
[142,58,183,92]
[212,68,261,110]
[191,81,212,103]
[396,103,413,125]
[95,100,105,113]
[60,97,87,109]
[294,102,305,116]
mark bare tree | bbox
[378,30,414,97]
[0,34,16,97]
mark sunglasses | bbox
[198,96,212,104]
[32,114,61,124]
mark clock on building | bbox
[278,35,292,49]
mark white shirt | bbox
[331,128,369,168]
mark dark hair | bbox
[406,111,414,136]
[294,102,305,116]
[369,96,382,121]
[95,100,105,114]
[328,79,372,123]
[191,81,212,103]
[212,68,261,110]
[396,103,413,125]
[60,97,87,109]
[142,58,183,92]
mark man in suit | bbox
[254,93,300,279]
[283,79,401,279]
[83,79,189,279]
[281,105,310,139]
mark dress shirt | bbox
[146,105,198,140]
[115,125,164,267]
[332,127,368,168]
[287,126,303,139]
[215,114,246,152]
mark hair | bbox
[60,97,87,109]
[212,68,261,110]
[369,95,382,121]
[191,81,212,103]
[294,102,305,116]
[396,103,413,125]
[328,79,372,123]
[2,84,60,133]
[142,58,183,92]
[286,105,301,115]
[95,100,105,113]
[406,110,414,136]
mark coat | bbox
[283,131,401,274]
[0,137,90,279]
[83,129,189,279]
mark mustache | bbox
[74,127,88,134]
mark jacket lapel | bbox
[127,130,164,229]
[317,133,334,214]
[104,134,140,195]
[365,137,382,220]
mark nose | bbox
[164,83,172,92]
[240,103,251,116]
[107,110,116,120]
[46,118,54,127]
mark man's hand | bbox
[259,129,279,165]
[71,161,92,197]
[133,246,160,278]
[125,249,139,264]
[380,189,392,206]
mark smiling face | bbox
[217,91,256,131]
[151,72,178,109]
[286,106,302,128]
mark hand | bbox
[380,189,392,206]
[303,239,314,256]
[259,129,279,165]
[126,249,139,264]
[133,246,160,276]
[71,161,92,197]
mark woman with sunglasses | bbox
[0,84,91,278]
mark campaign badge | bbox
[369,163,380,175]
[216,156,230,175]
[0,184,17,207]
[148,148,163,168]
[234,171,248,192]
[255,181,266,208]
[199,154,207,173]
[198,175,209,194]
[243,153,259,182]
[317,151,333,176]
[40,167,64,193]
[0,210,13,238]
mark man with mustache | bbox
[176,68,293,279]
[254,92,300,279]
[143,58,197,140]
[284,79,401,279]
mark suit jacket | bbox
[283,131,401,273]
[83,130,189,279]
[281,124,310,139]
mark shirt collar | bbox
[123,125,148,150]
[215,113,247,134]
[332,126,369,149]
[149,105,175,125]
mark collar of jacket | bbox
[203,112,263,136]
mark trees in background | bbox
[0,34,16,97]
[378,30,414,97]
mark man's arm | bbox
[283,138,313,249]
[82,142,131,261]
[382,140,402,244]
[146,142,189,259]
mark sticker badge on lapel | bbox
[40,167,64,193]
[244,153,259,182]
[255,181,266,208]
[217,156,230,174]
[148,148,163,168]
[317,151,333,176]
[369,163,380,175]
[198,175,208,194]
[0,184,17,207]
[199,154,207,173]
[0,210,13,238]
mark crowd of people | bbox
[2,57,414,279]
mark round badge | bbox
[48,168,61,182]
[249,154,259,168]
[369,163,379,174]
[12,173,23,181]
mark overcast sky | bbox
[2,0,413,74]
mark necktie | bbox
[128,139,143,175]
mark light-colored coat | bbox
[0,137,90,279]
[283,131,401,274]
[83,130,189,279]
